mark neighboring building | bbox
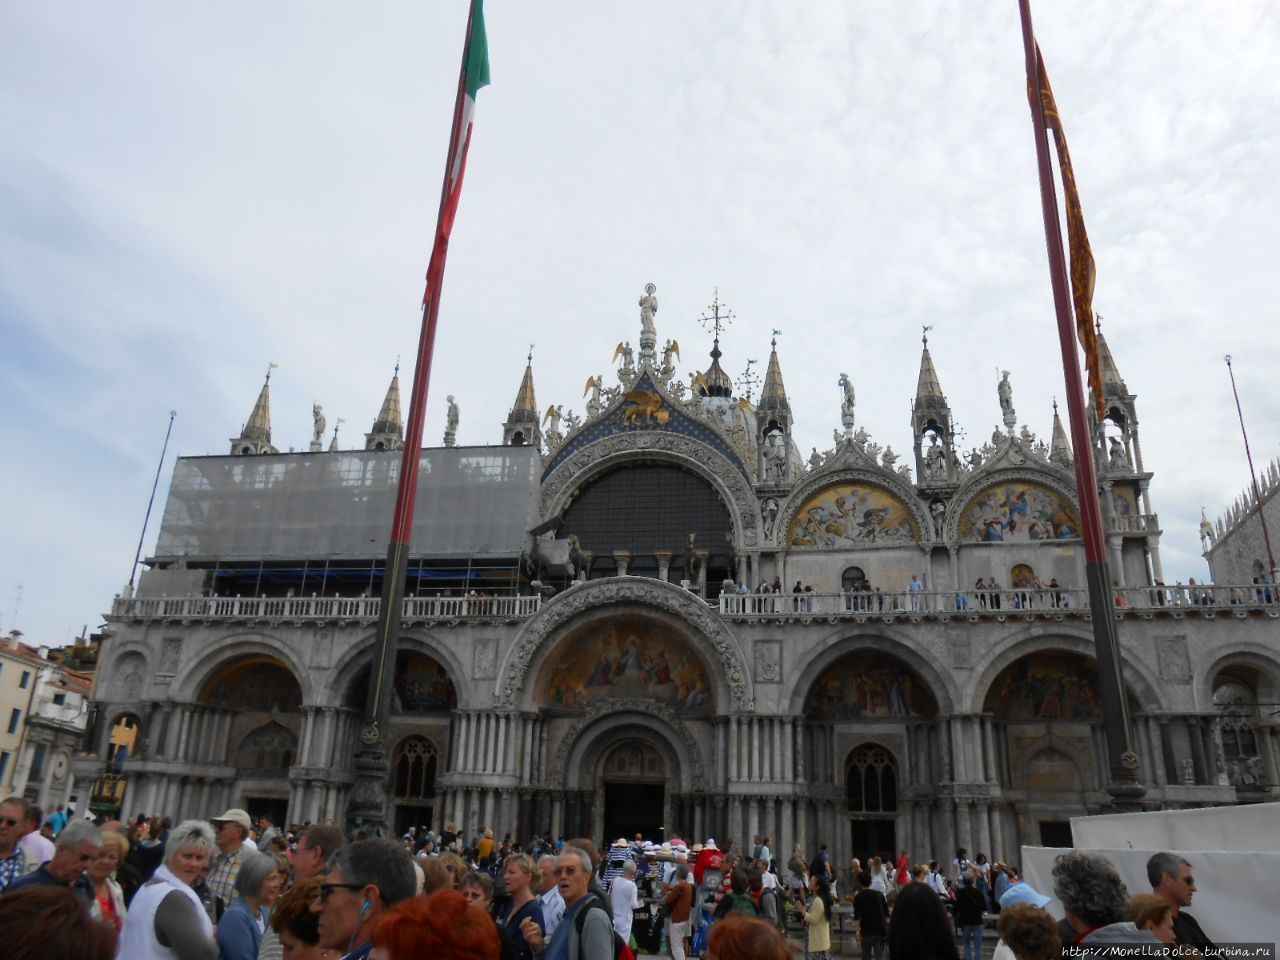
[1203,455,1280,590]
[78,291,1279,866]
[0,633,92,808]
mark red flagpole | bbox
[350,0,482,835]
[1016,0,1143,804]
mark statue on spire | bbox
[838,373,855,432]
[444,395,459,447]
[639,283,658,337]
[998,370,1017,432]
[311,404,326,452]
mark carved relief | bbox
[1155,636,1192,683]
[498,579,753,711]
[473,638,499,680]
[754,640,782,684]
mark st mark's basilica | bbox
[77,286,1280,869]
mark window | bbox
[6,709,19,735]
[19,672,30,690]
[52,693,66,706]
[0,751,9,783]
[30,743,46,779]
[846,744,898,813]
[392,737,439,800]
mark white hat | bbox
[211,808,252,830]
[613,837,630,848]
[705,838,718,850]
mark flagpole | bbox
[348,0,482,837]
[1224,355,1279,580]
[1017,0,1144,806]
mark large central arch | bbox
[496,577,754,711]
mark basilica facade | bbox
[77,289,1279,868]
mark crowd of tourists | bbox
[0,797,1221,959]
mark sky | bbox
[2,1,1278,644]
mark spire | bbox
[695,289,735,398]
[915,329,946,405]
[230,364,278,455]
[365,363,404,451]
[503,349,542,447]
[1097,330,1126,392]
[759,331,789,412]
[1050,400,1073,467]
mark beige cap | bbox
[211,808,252,830]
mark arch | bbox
[965,628,1162,715]
[787,628,957,716]
[804,650,939,720]
[326,631,471,711]
[345,650,458,714]
[498,577,753,711]
[540,434,759,548]
[200,656,302,712]
[841,566,868,591]
[170,632,314,705]
[553,700,704,792]
[845,743,899,813]
[1020,743,1085,795]
[533,613,715,715]
[784,480,923,548]
[953,477,1080,543]
[1194,646,1280,713]
[601,741,666,780]
[391,735,440,801]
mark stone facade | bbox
[77,302,1280,870]
[1204,456,1280,588]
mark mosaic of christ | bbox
[537,618,712,714]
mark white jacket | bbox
[118,863,212,960]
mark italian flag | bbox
[425,0,490,302]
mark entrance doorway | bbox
[605,783,664,840]
[1039,820,1073,847]
[850,818,897,863]
[245,796,288,828]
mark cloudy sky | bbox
[2,1,1278,643]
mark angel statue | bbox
[612,341,635,379]
[661,338,681,379]
[583,375,604,418]
[543,404,563,434]
[312,404,326,445]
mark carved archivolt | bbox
[540,433,759,547]
[496,577,753,711]
[548,698,706,791]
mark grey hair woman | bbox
[119,819,218,960]
[218,851,284,960]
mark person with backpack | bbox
[713,869,758,921]
[523,846,628,960]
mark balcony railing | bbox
[110,594,542,624]
[1107,513,1160,534]
[719,583,1279,619]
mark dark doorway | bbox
[245,796,288,829]
[850,818,897,863]
[604,783,664,840]
[1039,820,1073,847]
[395,805,434,837]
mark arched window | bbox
[846,744,897,813]
[393,737,439,801]
[1214,679,1265,790]
[841,566,868,591]
[604,741,665,779]
[236,722,297,777]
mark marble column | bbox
[728,716,739,781]
[1187,719,1207,784]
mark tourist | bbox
[1052,850,1159,952]
[519,846,613,960]
[208,809,253,911]
[16,803,55,867]
[850,871,889,960]
[994,902,1060,960]
[502,853,545,960]
[798,872,832,960]
[0,796,38,892]
[477,828,496,865]
[991,861,1010,910]
[87,829,129,934]
[256,816,282,852]
[0,887,116,960]
[311,838,417,960]
[264,877,328,959]
[926,860,948,898]
[1129,893,1177,946]
[894,850,911,888]
[217,850,282,960]
[536,854,565,939]
[5,817,100,902]
[118,819,218,960]
[713,868,758,919]
[609,859,640,940]
[954,872,987,960]
[887,882,960,960]
[665,863,694,960]
[952,847,971,884]
[462,870,520,960]
[706,914,790,960]
[371,888,499,960]
[1147,851,1215,950]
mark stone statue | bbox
[639,283,658,337]
[838,373,855,424]
[966,448,984,469]
[583,375,603,418]
[1108,436,1129,469]
[930,499,947,538]
[1182,758,1195,785]
[852,426,869,450]
[761,497,779,540]
[543,404,562,434]
[809,447,824,470]
[312,404,326,445]
[660,339,680,379]
[1020,424,1035,443]
[924,436,946,479]
[764,431,787,480]
[563,409,581,433]
[882,446,898,469]
[998,370,1016,430]
[444,395,459,446]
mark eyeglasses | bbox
[317,882,364,902]
[0,818,19,827]
[1183,876,1196,886]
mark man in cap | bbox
[208,807,252,910]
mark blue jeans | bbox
[962,923,984,960]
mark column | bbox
[495,714,508,776]
[746,798,759,849]
[483,789,496,831]
[981,716,997,782]
[955,800,972,860]
[1187,719,1206,784]
[782,718,794,782]
[656,552,672,581]
[521,716,535,781]
[612,551,632,576]
[975,801,991,857]
[939,719,954,781]
[728,716,739,781]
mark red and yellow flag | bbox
[1031,47,1104,418]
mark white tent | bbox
[1020,803,1280,943]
